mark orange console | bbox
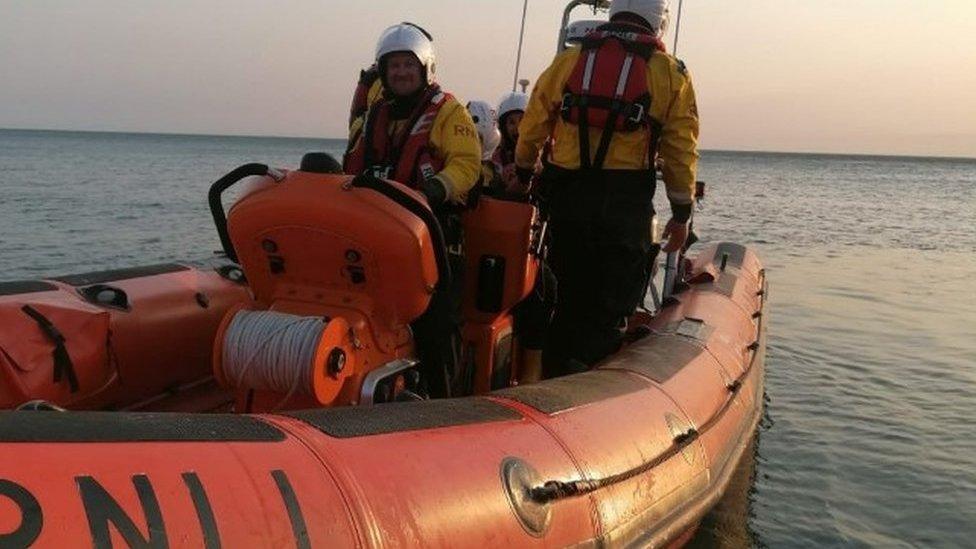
[209,164,541,408]
[212,167,443,410]
[461,197,540,392]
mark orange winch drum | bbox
[212,308,355,406]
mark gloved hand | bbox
[662,218,689,253]
[419,177,448,207]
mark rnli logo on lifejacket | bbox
[0,471,310,548]
[601,30,643,42]
[453,124,476,138]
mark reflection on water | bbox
[2,131,975,547]
[688,432,762,548]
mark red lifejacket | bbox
[560,22,666,170]
[344,85,450,188]
[490,144,515,178]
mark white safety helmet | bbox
[609,0,671,37]
[466,100,501,161]
[375,22,436,84]
[565,19,605,45]
[497,92,529,120]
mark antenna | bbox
[672,0,684,55]
[512,0,530,92]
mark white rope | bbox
[222,310,325,400]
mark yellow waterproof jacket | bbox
[423,95,482,202]
[516,45,700,208]
[347,90,482,203]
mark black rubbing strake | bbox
[53,263,189,286]
[285,398,521,438]
[495,370,644,414]
[0,411,285,442]
[0,280,57,297]
[598,335,704,383]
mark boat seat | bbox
[225,171,439,352]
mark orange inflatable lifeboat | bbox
[0,157,766,547]
[0,260,251,412]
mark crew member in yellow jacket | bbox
[344,22,481,398]
[344,22,480,208]
[515,0,700,376]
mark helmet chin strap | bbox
[388,85,434,118]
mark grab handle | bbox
[208,163,278,262]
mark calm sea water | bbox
[2,129,974,547]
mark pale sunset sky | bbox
[1,0,974,157]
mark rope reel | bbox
[213,307,355,406]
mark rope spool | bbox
[213,306,355,406]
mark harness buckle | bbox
[370,165,392,179]
[560,93,573,115]
[419,162,437,182]
[628,103,646,124]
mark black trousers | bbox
[541,167,655,377]
[512,261,557,351]
[411,209,465,398]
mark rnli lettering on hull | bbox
[0,470,309,548]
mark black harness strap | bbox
[578,105,592,170]
[594,51,634,169]
[361,100,382,170]
[577,103,592,170]
[363,86,441,180]
[562,95,646,122]
[566,30,658,170]
[20,305,80,393]
[388,87,439,171]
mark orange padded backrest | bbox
[226,172,438,343]
[462,197,539,324]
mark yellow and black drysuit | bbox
[516,21,700,375]
[344,80,481,397]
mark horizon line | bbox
[2,126,974,162]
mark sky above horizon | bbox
[1,0,974,157]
